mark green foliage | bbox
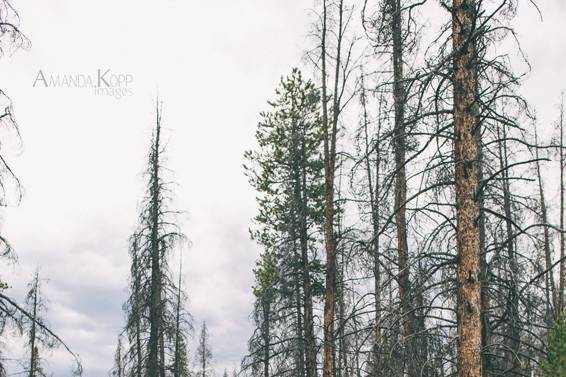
[253,251,276,299]
[542,317,566,376]
[244,67,324,250]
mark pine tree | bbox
[171,255,191,377]
[111,336,124,377]
[122,99,188,377]
[23,271,52,377]
[541,318,566,377]
[196,322,213,377]
[243,68,324,377]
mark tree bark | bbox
[452,1,483,376]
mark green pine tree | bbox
[542,318,566,376]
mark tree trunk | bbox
[321,1,335,376]
[262,298,270,377]
[452,1,483,377]
[560,98,565,317]
[362,80,382,375]
[148,104,163,377]
[497,123,521,374]
[389,0,417,374]
[534,127,557,324]
[28,275,38,377]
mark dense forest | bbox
[1,0,566,376]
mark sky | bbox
[0,0,564,376]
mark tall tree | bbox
[559,96,566,317]
[23,272,50,377]
[111,336,125,377]
[243,68,324,377]
[452,0,482,376]
[122,100,188,377]
[315,2,356,376]
[171,255,191,377]
[196,322,213,377]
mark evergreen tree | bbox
[243,68,324,377]
[541,318,566,377]
[122,100,189,377]
[23,271,53,377]
[196,322,213,377]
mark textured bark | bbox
[452,1,483,377]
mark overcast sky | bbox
[0,1,564,376]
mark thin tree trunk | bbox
[262,297,270,377]
[148,103,163,377]
[300,147,317,377]
[452,1,483,376]
[28,275,38,377]
[291,110,317,377]
[321,2,345,377]
[389,0,417,374]
[497,123,521,374]
[132,237,144,377]
[533,127,557,323]
[477,112,492,377]
[321,1,334,376]
[173,256,183,377]
[559,98,565,317]
[362,80,382,374]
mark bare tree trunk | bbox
[28,275,38,377]
[361,80,382,374]
[497,123,521,374]
[534,127,557,324]
[295,264,306,377]
[477,115,492,377]
[301,155,317,377]
[132,237,144,377]
[292,112,317,377]
[452,1,482,376]
[389,0,417,375]
[262,297,270,377]
[148,103,163,377]
[322,1,335,376]
[560,98,565,317]
[321,2,345,376]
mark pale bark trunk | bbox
[452,1,483,376]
